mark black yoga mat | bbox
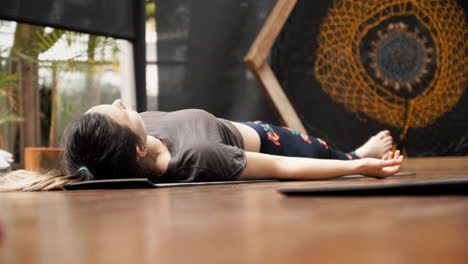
[279,177,468,196]
[337,171,415,180]
[63,172,414,190]
[64,179,278,190]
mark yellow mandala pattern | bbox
[314,0,468,138]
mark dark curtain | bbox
[0,0,134,39]
[155,0,278,123]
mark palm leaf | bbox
[0,72,18,89]
[0,113,23,125]
[34,29,65,55]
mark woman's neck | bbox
[142,136,170,175]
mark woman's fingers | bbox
[381,159,398,167]
[382,152,389,160]
[366,151,404,178]
[382,155,403,166]
[381,150,404,163]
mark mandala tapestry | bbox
[314,0,468,142]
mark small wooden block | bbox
[24,147,64,172]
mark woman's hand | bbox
[359,150,404,179]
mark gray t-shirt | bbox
[140,109,246,182]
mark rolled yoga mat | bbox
[279,177,468,196]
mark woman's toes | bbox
[385,143,393,150]
[378,131,388,139]
[382,130,392,138]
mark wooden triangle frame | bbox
[244,0,306,133]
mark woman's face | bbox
[87,99,147,145]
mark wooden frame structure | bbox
[244,0,306,133]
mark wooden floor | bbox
[1,157,468,264]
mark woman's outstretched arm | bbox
[239,151,403,180]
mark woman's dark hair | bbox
[63,112,149,180]
[1,112,151,191]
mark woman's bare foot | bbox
[354,130,393,158]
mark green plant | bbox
[9,24,119,147]
[0,71,22,125]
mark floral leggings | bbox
[241,121,359,160]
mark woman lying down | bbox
[0,99,403,191]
